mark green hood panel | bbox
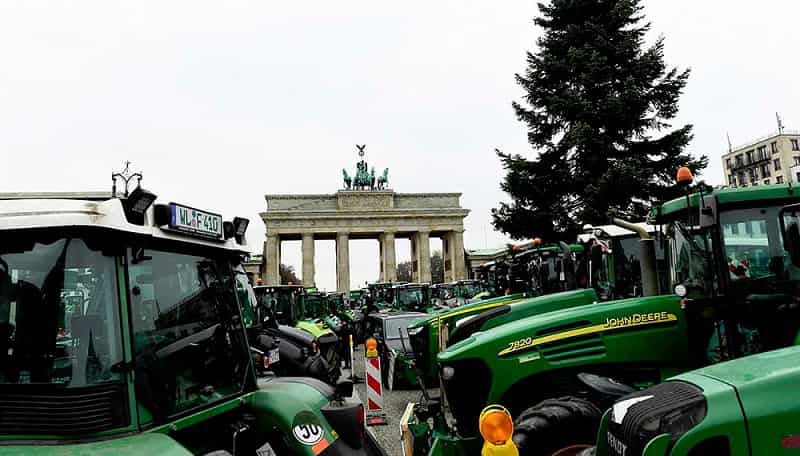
[0,434,192,456]
[695,345,800,389]
[409,293,526,330]
[692,346,800,455]
[477,288,599,333]
[439,294,690,402]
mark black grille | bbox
[606,381,705,456]
[0,383,129,435]
[408,326,430,374]
[441,358,490,437]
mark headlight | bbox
[441,366,455,380]
[407,326,424,336]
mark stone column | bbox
[264,234,280,286]
[442,232,455,283]
[380,232,397,282]
[452,229,466,280]
[336,232,350,292]
[301,233,315,288]
[413,230,431,283]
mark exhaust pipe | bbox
[611,218,659,297]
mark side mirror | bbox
[699,195,718,228]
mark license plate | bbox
[169,203,223,239]
[268,348,280,365]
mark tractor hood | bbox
[689,345,800,454]
[440,294,684,363]
[408,293,527,330]
[449,288,599,345]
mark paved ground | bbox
[346,345,433,456]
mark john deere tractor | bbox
[585,200,800,456]
[402,179,800,456]
[0,190,385,455]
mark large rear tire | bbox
[512,397,601,456]
[321,345,342,383]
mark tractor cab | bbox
[367,281,404,310]
[0,189,383,455]
[577,222,666,300]
[656,184,800,361]
[253,284,305,327]
[510,242,584,296]
[391,283,436,313]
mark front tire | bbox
[512,397,601,456]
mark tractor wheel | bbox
[322,346,342,383]
[512,396,601,456]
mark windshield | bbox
[385,316,423,340]
[129,247,249,421]
[0,233,123,387]
[304,295,324,319]
[397,287,427,310]
[256,288,299,324]
[457,283,481,298]
[721,207,786,281]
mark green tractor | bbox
[253,285,341,384]
[587,200,800,456]
[402,181,800,456]
[0,190,386,455]
[405,227,657,390]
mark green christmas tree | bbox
[493,0,707,241]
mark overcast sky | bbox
[1,1,798,291]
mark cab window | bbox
[128,247,249,423]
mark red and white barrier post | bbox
[364,338,388,426]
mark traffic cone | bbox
[364,338,388,426]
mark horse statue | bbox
[369,167,376,190]
[377,168,389,189]
[342,169,352,189]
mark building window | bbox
[757,145,767,160]
[735,155,744,167]
[728,174,736,186]
[761,164,771,177]
[794,156,800,166]
[749,168,758,182]
[763,179,770,185]
[792,139,800,151]
[746,150,754,164]
[777,176,784,184]
[726,158,732,169]
[774,159,782,170]
[771,141,779,154]
[796,172,800,183]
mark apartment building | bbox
[722,131,800,187]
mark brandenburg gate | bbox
[260,147,470,292]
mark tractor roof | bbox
[653,184,798,222]
[0,193,248,254]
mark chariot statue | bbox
[342,145,389,191]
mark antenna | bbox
[777,112,785,134]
